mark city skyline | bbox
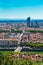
[0,0,43,19]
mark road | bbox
[14,30,25,52]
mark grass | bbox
[0,51,43,55]
[27,51,43,55]
[0,51,14,55]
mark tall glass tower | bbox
[27,17,30,27]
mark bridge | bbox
[14,30,25,52]
[14,46,22,52]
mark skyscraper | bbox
[27,17,30,27]
[35,20,38,25]
[35,20,39,28]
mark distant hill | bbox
[0,19,43,23]
[0,20,26,23]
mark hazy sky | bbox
[0,0,43,19]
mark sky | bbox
[0,0,43,19]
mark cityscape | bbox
[0,17,43,65]
[0,17,43,50]
[0,0,43,65]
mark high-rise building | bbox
[35,20,39,28]
[35,20,38,25]
[27,17,30,27]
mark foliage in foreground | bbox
[0,51,43,65]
